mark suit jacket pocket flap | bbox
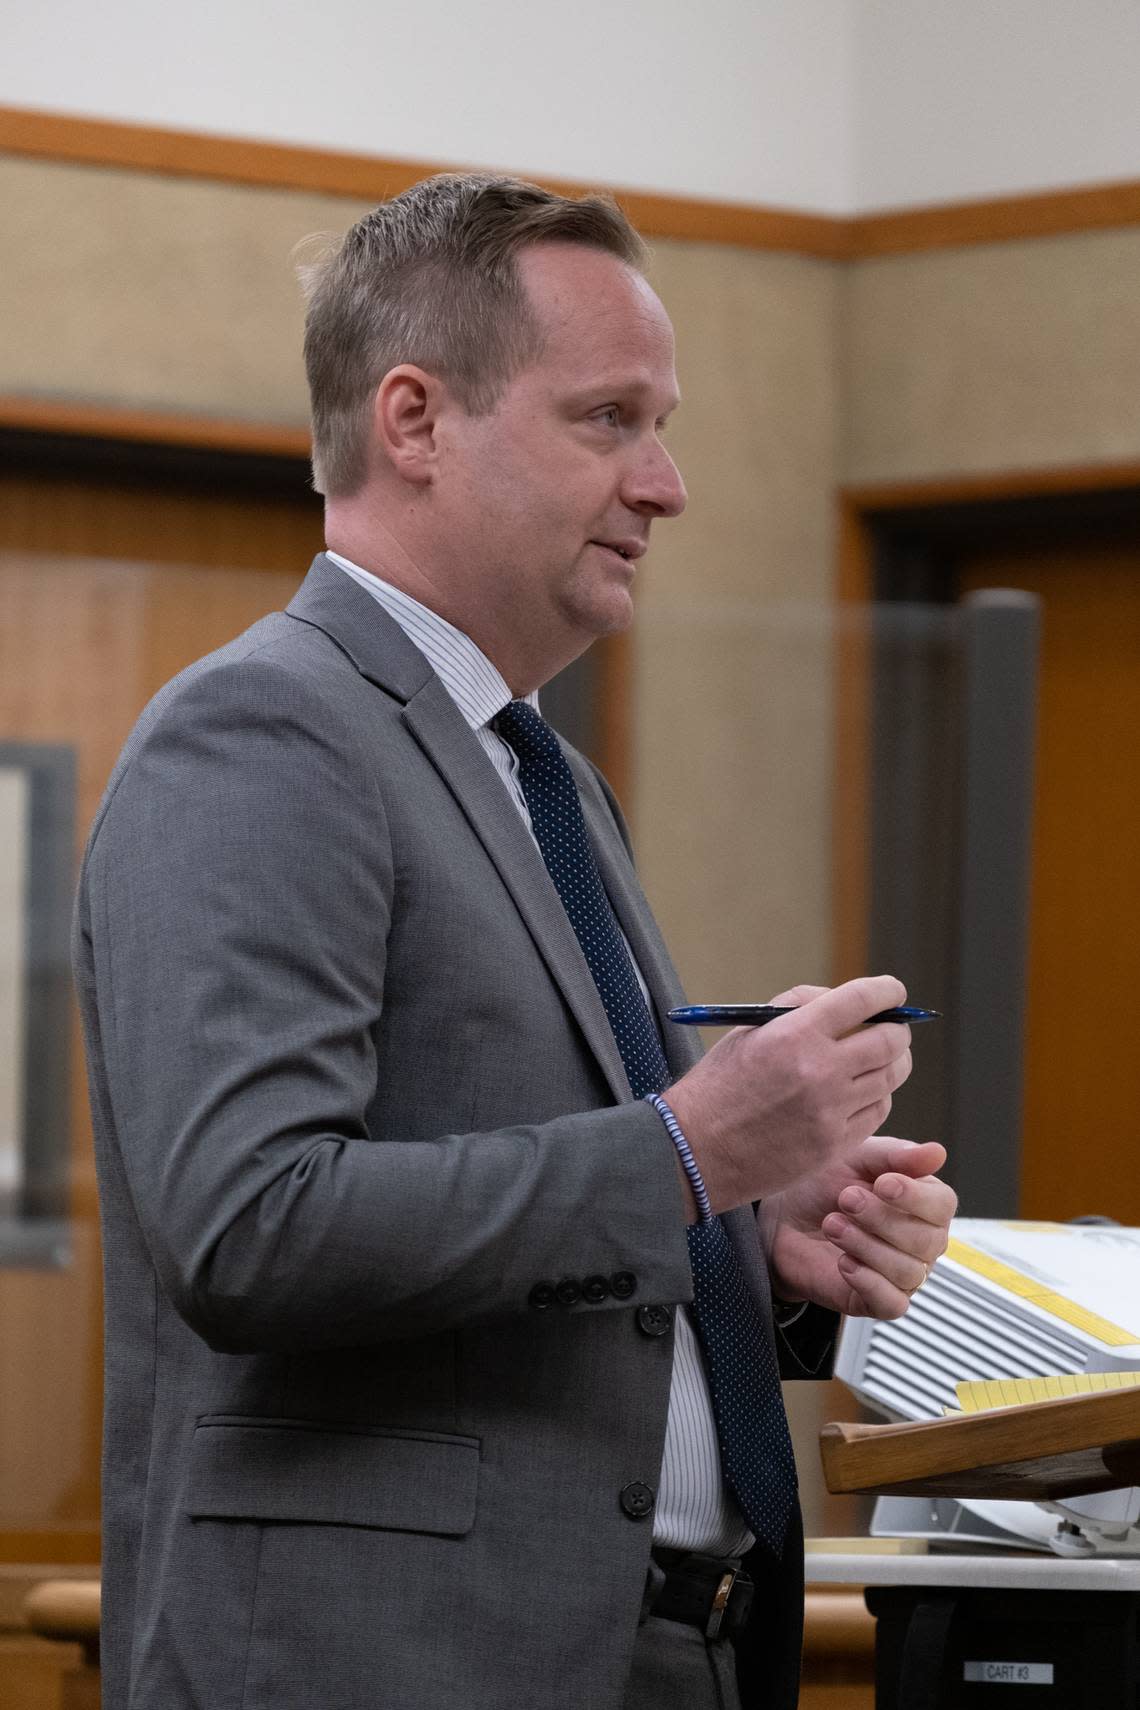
[187,1417,479,1536]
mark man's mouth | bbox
[591,539,645,563]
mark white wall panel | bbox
[5,4,1139,216]
[854,0,1140,210]
[0,0,855,211]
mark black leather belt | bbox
[646,1548,755,1641]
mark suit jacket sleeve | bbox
[80,651,695,1355]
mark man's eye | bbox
[594,406,620,428]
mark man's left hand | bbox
[759,1136,956,1319]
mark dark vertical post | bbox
[868,601,960,1155]
[949,590,1040,1215]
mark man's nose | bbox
[626,441,688,519]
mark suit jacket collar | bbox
[287,555,640,1104]
[287,552,437,703]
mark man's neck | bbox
[324,511,587,699]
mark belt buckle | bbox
[704,1569,737,1640]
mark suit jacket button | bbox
[637,1304,673,1337]
[582,1275,609,1304]
[528,1282,557,1310]
[555,1277,582,1307]
[619,1481,655,1520]
[610,1271,637,1300]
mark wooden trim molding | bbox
[842,459,1140,518]
[0,394,311,460]
[0,105,851,259]
[6,103,1140,258]
[856,179,1140,257]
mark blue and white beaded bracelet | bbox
[644,1092,714,1223]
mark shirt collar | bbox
[326,550,539,729]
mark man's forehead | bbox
[518,242,672,336]
[517,243,677,388]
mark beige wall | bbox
[635,241,841,1001]
[843,228,1140,483]
[0,155,364,423]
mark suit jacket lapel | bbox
[400,685,631,1104]
[287,556,631,1105]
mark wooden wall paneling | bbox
[831,461,1140,983]
[837,467,1140,1229]
[958,535,1140,1224]
[0,464,323,1563]
[800,1587,875,1710]
[0,1633,81,1710]
[592,633,632,809]
[0,553,152,1560]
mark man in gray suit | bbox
[74,175,954,1709]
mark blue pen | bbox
[667,1004,940,1027]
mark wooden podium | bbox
[821,1385,1140,1502]
[817,1388,1140,1709]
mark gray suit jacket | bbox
[73,554,824,1710]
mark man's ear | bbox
[372,365,447,485]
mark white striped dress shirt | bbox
[327,550,752,1556]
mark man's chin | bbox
[566,585,636,641]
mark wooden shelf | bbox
[821,1388,1140,1500]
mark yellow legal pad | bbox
[954,1370,1140,1413]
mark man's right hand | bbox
[664,975,913,1218]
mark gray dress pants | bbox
[623,1614,743,1710]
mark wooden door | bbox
[0,457,324,1563]
[958,533,1140,1222]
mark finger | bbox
[870,1171,957,1235]
[824,1216,933,1293]
[840,1024,912,1077]
[845,1094,893,1144]
[810,975,907,1040]
[850,1136,947,1183]
[767,983,831,1008]
[851,1045,912,1100]
[826,1191,951,1267]
[877,1138,948,1180]
[842,1066,900,1127]
[835,1255,912,1320]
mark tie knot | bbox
[493,698,557,760]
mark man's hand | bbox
[759,1136,956,1318]
[665,975,913,1214]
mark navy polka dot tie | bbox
[494,699,796,1556]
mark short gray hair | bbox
[300,174,646,497]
